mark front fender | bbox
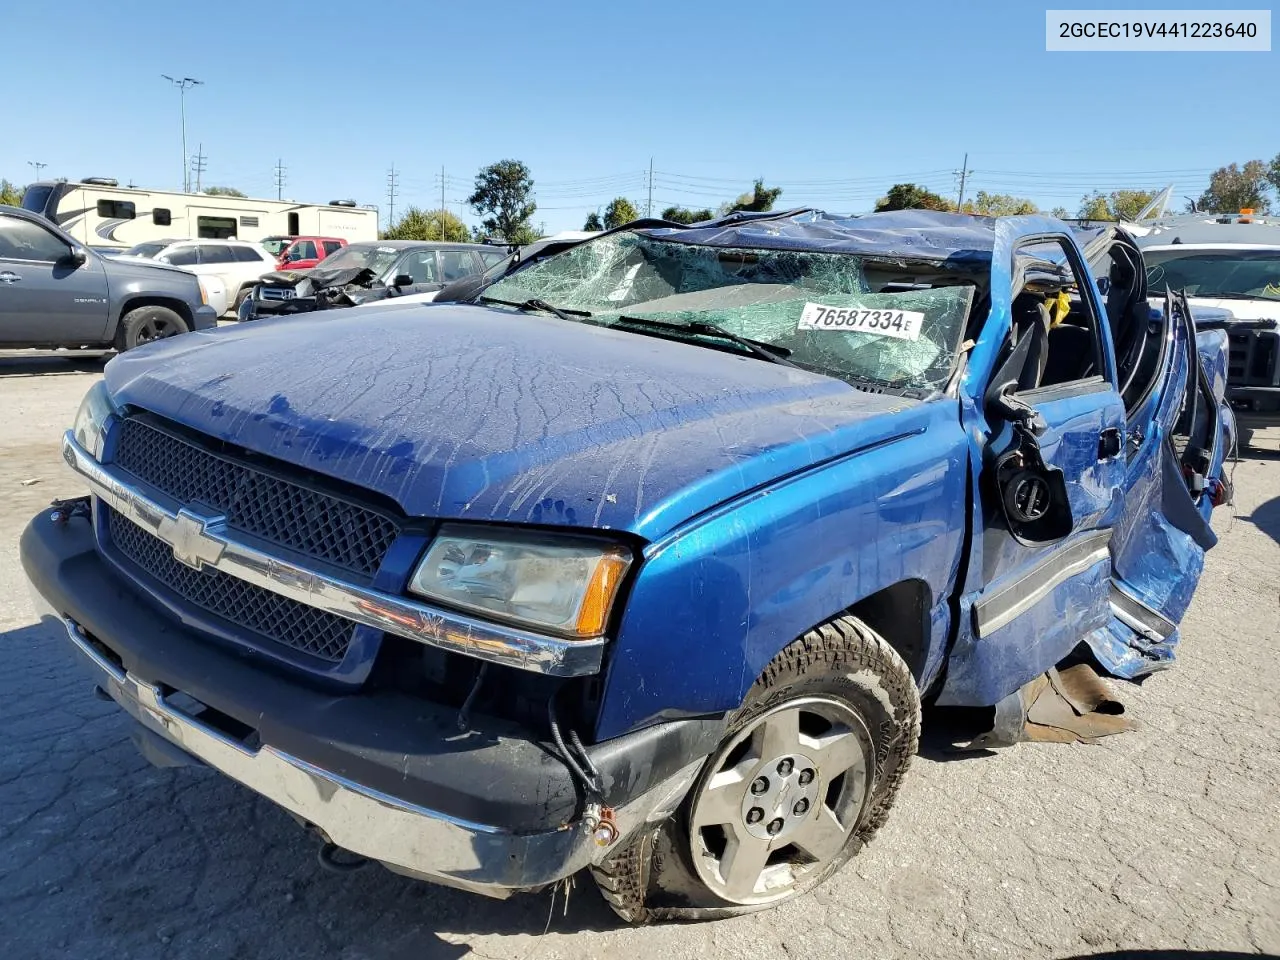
[594,399,970,740]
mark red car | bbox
[260,236,347,270]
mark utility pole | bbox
[190,144,207,193]
[161,75,203,192]
[647,157,654,218]
[273,159,287,200]
[955,152,970,211]
[27,161,47,180]
[441,165,446,221]
[386,165,399,230]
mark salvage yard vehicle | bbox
[0,204,217,351]
[23,209,1231,922]
[261,235,347,270]
[119,238,276,315]
[237,240,495,319]
[1135,212,1280,447]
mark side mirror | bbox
[391,274,414,288]
[61,248,88,268]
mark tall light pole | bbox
[27,161,47,180]
[161,75,203,192]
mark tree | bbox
[583,212,603,231]
[1197,161,1272,214]
[603,197,639,230]
[466,159,536,241]
[726,179,783,214]
[204,186,246,197]
[0,179,23,206]
[1050,206,1070,219]
[961,191,1037,216]
[875,183,952,212]
[1076,189,1158,221]
[1268,151,1280,197]
[661,205,715,225]
[381,206,470,242]
[508,223,541,245]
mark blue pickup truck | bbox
[22,209,1232,922]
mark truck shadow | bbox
[1240,493,1280,544]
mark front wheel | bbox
[115,305,189,351]
[593,615,920,923]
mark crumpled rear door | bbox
[1088,291,1231,677]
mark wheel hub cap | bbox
[739,752,819,842]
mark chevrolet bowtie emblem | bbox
[156,509,226,571]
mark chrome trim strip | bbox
[974,528,1114,637]
[1109,584,1176,642]
[49,613,702,896]
[62,432,605,677]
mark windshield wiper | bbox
[610,315,799,368]
[478,295,591,322]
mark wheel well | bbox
[846,579,931,681]
[118,296,193,328]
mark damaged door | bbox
[1089,288,1227,677]
[942,234,1127,708]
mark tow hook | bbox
[583,802,619,847]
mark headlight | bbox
[71,380,117,460]
[408,525,632,637]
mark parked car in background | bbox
[239,240,497,319]
[259,236,347,271]
[119,238,276,315]
[1135,212,1280,446]
[0,204,216,350]
[25,210,1231,923]
[357,231,595,309]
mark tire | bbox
[114,305,189,352]
[233,286,253,312]
[593,615,920,923]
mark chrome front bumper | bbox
[28,588,701,897]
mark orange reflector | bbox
[575,549,631,637]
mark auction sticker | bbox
[798,302,924,341]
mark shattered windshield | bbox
[483,231,977,391]
[1145,248,1280,302]
[312,243,401,276]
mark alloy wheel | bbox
[688,696,873,905]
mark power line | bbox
[190,144,207,194]
[386,165,399,228]
[273,159,287,201]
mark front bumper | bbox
[192,304,219,331]
[22,508,718,897]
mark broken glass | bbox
[485,231,975,391]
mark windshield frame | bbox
[310,243,402,277]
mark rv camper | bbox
[19,178,378,250]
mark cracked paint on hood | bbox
[103,305,917,538]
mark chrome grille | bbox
[113,417,399,579]
[106,507,354,662]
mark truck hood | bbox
[103,305,918,538]
[104,255,207,284]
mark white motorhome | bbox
[19,178,378,250]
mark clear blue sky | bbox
[4,0,1276,233]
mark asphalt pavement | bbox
[0,354,1276,960]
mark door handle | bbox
[1098,427,1123,460]
[0,271,21,284]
